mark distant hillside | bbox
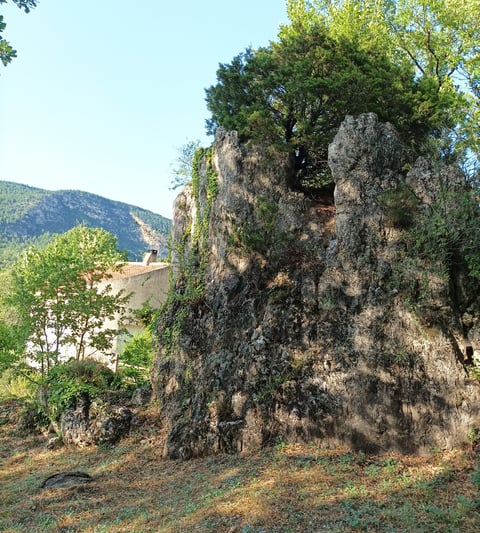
[0,181,171,266]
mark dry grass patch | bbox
[1,400,480,532]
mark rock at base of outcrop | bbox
[60,393,133,447]
[92,406,133,446]
[131,386,153,406]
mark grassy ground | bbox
[1,399,480,533]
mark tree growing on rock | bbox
[206,0,480,188]
[286,0,480,173]
[206,18,421,192]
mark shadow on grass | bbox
[2,413,480,533]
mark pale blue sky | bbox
[0,1,287,218]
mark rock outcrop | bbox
[60,392,133,447]
[152,113,480,459]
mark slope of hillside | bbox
[0,181,171,265]
[1,399,480,532]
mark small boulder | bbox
[131,386,153,406]
[92,406,133,445]
[40,471,92,489]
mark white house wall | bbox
[97,263,170,358]
[48,263,170,367]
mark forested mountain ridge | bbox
[0,180,171,265]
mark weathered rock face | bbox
[152,113,480,459]
[60,393,133,447]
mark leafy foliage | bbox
[159,147,218,359]
[0,269,29,376]
[206,0,480,188]
[0,0,37,67]
[5,0,37,11]
[3,225,131,375]
[381,184,420,229]
[0,232,55,269]
[206,12,424,191]
[412,190,480,297]
[386,185,480,325]
[0,321,26,373]
[118,328,155,387]
[38,359,116,423]
[170,139,202,190]
[286,0,480,173]
[121,329,155,369]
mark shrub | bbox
[38,359,116,423]
[116,329,155,389]
[120,329,154,369]
[0,369,36,400]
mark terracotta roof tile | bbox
[106,262,169,280]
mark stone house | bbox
[95,250,169,365]
[42,250,169,368]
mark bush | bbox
[116,329,155,390]
[39,359,116,423]
[0,369,36,400]
[120,329,154,369]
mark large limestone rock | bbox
[153,113,480,458]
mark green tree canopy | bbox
[206,14,423,191]
[286,0,480,171]
[0,0,37,66]
[206,0,480,189]
[3,225,130,375]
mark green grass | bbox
[1,399,480,532]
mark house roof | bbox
[106,262,169,280]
